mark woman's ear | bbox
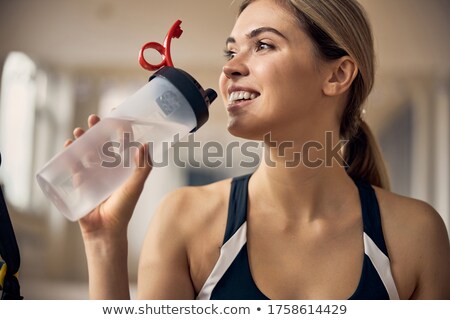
[322,56,358,97]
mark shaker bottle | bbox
[36,21,217,221]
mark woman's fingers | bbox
[73,127,85,139]
[64,139,73,148]
[88,114,101,128]
[69,115,101,143]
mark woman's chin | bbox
[227,120,267,141]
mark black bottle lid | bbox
[150,66,217,132]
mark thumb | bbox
[104,143,152,216]
[121,143,153,203]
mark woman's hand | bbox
[64,114,152,239]
[65,114,152,299]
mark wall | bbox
[0,0,448,299]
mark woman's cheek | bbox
[219,73,229,103]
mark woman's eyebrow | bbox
[225,26,288,45]
[248,27,287,40]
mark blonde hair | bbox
[239,0,390,189]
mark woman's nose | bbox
[222,56,249,79]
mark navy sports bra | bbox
[197,174,399,300]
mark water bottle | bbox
[36,66,217,221]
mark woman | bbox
[69,0,450,299]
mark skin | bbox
[71,0,450,299]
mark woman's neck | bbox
[250,137,357,222]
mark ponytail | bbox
[344,121,390,190]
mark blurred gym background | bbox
[0,0,449,299]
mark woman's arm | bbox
[377,188,450,299]
[410,205,450,299]
[83,231,131,299]
[68,115,152,299]
[137,189,197,299]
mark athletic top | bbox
[197,174,400,300]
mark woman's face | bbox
[219,0,329,141]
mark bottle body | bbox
[36,76,196,221]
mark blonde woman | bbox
[70,0,450,299]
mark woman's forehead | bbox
[231,0,297,36]
[227,0,304,47]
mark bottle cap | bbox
[150,66,217,131]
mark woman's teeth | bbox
[228,91,258,103]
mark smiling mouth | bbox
[228,91,260,105]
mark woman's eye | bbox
[256,41,274,52]
[223,50,236,61]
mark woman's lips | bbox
[228,91,259,103]
[226,88,260,111]
[226,95,259,111]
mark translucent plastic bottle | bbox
[36,67,217,221]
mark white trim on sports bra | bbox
[196,224,400,300]
[363,233,399,299]
[197,222,248,300]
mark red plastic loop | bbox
[139,20,183,71]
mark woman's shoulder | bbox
[151,177,233,235]
[373,186,450,298]
[373,186,449,253]
[138,178,235,298]
[160,177,232,214]
[373,186,447,235]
